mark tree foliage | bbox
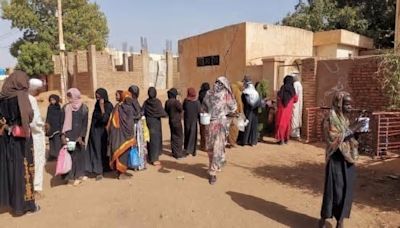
[1,0,109,76]
[378,52,400,110]
[281,0,396,49]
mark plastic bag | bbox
[55,146,72,176]
[128,146,141,168]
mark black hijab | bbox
[198,82,210,104]
[143,87,167,118]
[278,75,296,107]
[46,94,62,135]
[93,88,113,123]
[128,85,142,114]
[167,88,178,99]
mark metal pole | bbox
[57,0,67,102]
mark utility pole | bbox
[57,0,67,102]
[395,0,400,53]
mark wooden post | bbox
[395,0,400,53]
[57,0,67,101]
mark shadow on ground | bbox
[159,160,209,179]
[252,159,400,212]
[226,191,323,228]
[45,162,66,188]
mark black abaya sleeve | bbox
[101,102,113,124]
[80,105,89,138]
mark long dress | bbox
[46,104,62,160]
[275,96,298,142]
[198,85,209,151]
[291,81,303,138]
[61,104,89,181]
[29,95,46,192]
[108,102,136,174]
[131,98,147,170]
[321,150,355,221]
[183,99,201,155]
[85,101,113,175]
[237,93,259,146]
[143,98,167,163]
[165,98,184,158]
[228,82,243,146]
[203,80,237,176]
[0,97,36,215]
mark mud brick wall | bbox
[96,52,143,98]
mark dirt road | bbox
[1,118,399,228]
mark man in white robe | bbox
[29,79,46,195]
[291,73,303,139]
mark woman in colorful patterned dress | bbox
[202,76,237,185]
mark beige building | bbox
[177,22,374,96]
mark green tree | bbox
[1,0,109,76]
[281,0,395,49]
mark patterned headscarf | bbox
[203,76,237,121]
[323,91,358,163]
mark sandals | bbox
[209,175,217,185]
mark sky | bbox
[0,0,299,67]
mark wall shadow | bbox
[252,159,400,212]
[159,160,209,179]
[226,191,321,228]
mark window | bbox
[197,55,220,67]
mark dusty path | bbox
[1,120,399,228]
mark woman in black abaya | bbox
[143,87,167,165]
[85,88,114,180]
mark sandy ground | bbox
[1,118,400,227]
[1,92,399,227]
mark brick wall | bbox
[348,57,388,111]
[300,58,318,139]
[52,46,177,103]
[301,56,390,145]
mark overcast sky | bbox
[0,0,299,67]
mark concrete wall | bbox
[313,29,374,49]
[178,23,247,91]
[315,44,360,58]
[336,44,359,58]
[246,23,314,65]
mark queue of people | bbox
[0,70,362,228]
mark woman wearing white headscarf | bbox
[28,78,46,196]
[202,76,237,185]
[237,76,260,146]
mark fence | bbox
[304,107,400,157]
[373,112,400,156]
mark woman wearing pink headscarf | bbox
[61,88,89,186]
